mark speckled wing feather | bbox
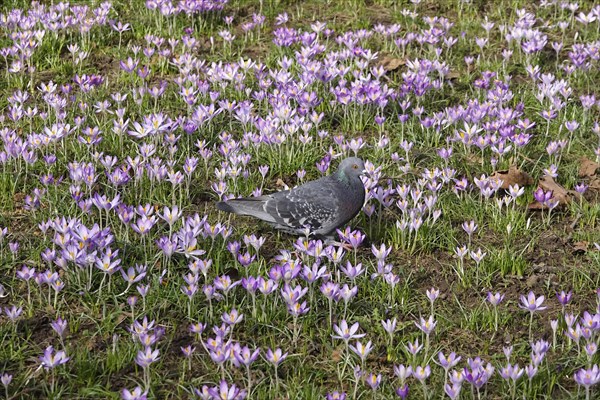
[265,179,340,235]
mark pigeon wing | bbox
[265,180,340,234]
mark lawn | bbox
[1,0,600,399]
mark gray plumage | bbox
[216,157,366,237]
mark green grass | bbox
[1,0,600,399]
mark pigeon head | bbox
[336,157,365,180]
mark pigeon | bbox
[216,157,366,238]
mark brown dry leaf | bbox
[275,178,287,188]
[579,157,600,178]
[589,177,600,191]
[539,175,576,205]
[464,153,483,164]
[379,56,405,72]
[528,176,578,210]
[572,241,588,255]
[526,274,539,288]
[527,201,545,210]
[114,310,129,327]
[446,71,461,80]
[511,74,529,85]
[331,347,343,362]
[491,165,534,189]
[13,192,25,203]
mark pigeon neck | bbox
[334,169,350,185]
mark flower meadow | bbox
[1,0,600,398]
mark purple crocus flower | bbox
[499,363,524,382]
[40,346,70,369]
[413,365,431,383]
[4,306,22,322]
[51,317,68,339]
[405,339,423,356]
[464,367,490,389]
[207,380,247,400]
[487,292,504,306]
[394,364,412,383]
[464,358,494,390]
[241,276,259,293]
[525,364,537,380]
[444,383,461,400]
[1,373,12,387]
[265,348,287,367]
[332,320,365,343]
[17,265,36,281]
[519,291,547,312]
[221,309,244,326]
[382,318,397,337]
[364,372,382,390]
[121,386,148,400]
[181,345,195,357]
[349,340,373,363]
[395,384,409,399]
[135,346,160,368]
[437,351,462,371]
[532,187,553,205]
[461,220,477,236]
[371,243,392,260]
[426,287,440,303]
[234,346,260,367]
[574,365,600,400]
[8,241,19,254]
[415,315,437,335]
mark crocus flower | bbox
[487,292,504,306]
[405,338,423,356]
[413,365,431,383]
[1,372,12,400]
[51,317,68,340]
[332,320,365,343]
[444,383,461,400]
[381,318,397,335]
[207,380,247,400]
[499,363,524,382]
[265,348,287,367]
[326,392,346,400]
[394,364,412,383]
[364,372,382,390]
[349,340,373,363]
[0,373,11,386]
[222,309,244,326]
[135,346,160,368]
[40,346,70,369]
[121,386,148,400]
[234,346,260,367]
[556,290,572,306]
[415,315,437,335]
[437,351,462,372]
[395,384,409,399]
[525,364,537,380]
[520,291,547,339]
[426,287,440,303]
[4,306,23,322]
[574,365,600,400]
[181,345,195,357]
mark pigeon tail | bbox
[216,198,277,224]
[215,201,236,213]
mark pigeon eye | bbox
[352,164,358,169]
